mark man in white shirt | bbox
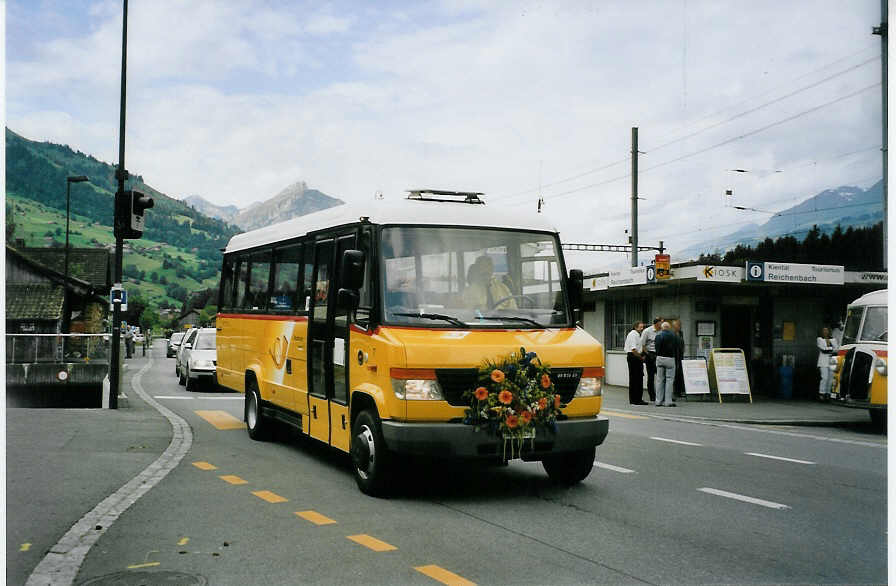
[640,317,662,403]
[625,321,648,404]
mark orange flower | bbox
[554,394,562,408]
[538,397,548,410]
[505,414,519,429]
[540,373,551,389]
[490,369,505,383]
[474,386,488,401]
[498,389,513,405]
[520,410,533,424]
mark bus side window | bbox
[271,244,301,312]
[220,255,236,310]
[234,255,249,309]
[247,250,272,311]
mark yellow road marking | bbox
[295,510,337,525]
[195,410,245,430]
[220,475,248,485]
[178,537,189,546]
[347,534,397,552]
[252,490,288,503]
[192,461,217,470]
[20,543,31,552]
[601,410,648,420]
[127,562,161,569]
[415,564,476,585]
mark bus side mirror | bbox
[568,269,584,311]
[337,249,365,309]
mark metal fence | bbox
[6,333,112,364]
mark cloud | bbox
[6,0,883,265]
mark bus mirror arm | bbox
[568,269,584,314]
[337,288,360,310]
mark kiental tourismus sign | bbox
[746,261,844,285]
[654,254,671,279]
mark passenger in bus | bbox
[462,255,516,309]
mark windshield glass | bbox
[860,306,887,342]
[380,226,570,328]
[194,331,217,350]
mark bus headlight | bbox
[575,367,604,397]
[390,368,444,400]
[875,357,887,376]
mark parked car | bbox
[178,327,217,391]
[166,331,186,358]
[176,328,198,379]
[134,333,145,344]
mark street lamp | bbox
[64,175,89,290]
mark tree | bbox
[199,304,218,326]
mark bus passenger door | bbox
[307,235,355,452]
[308,239,333,445]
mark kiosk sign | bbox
[655,254,671,279]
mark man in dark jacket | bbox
[654,321,678,406]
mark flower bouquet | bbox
[462,347,562,459]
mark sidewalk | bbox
[601,383,875,427]
[6,347,171,585]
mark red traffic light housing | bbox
[115,189,154,239]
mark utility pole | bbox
[873,0,887,269]
[631,127,639,267]
[110,0,129,409]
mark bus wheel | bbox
[245,381,271,441]
[351,409,392,497]
[542,446,596,485]
[869,409,887,432]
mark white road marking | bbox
[698,487,790,510]
[745,452,815,465]
[650,436,703,446]
[594,462,636,474]
[154,396,242,400]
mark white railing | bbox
[6,333,112,364]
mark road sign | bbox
[110,286,128,311]
[655,254,671,279]
[646,264,656,282]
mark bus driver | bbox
[463,255,516,310]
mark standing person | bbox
[817,326,838,401]
[640,317,662,403]
[124,326,134,359]
[654,321,677,407]
[672,319,685,398]
[625,321,648,405]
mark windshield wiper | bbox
[477,316,546,328]
[392,312,469,328]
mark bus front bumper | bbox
[380,415,609,460]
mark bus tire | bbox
[542,446,596,485]
[351,409,392,497]
[245,380,271,441]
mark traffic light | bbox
[114,189,154,239]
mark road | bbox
[12,345,888,585]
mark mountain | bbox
[682,180,884,259]
[183,195,240,223]
[5,127,241,308]
[230,181,344,231]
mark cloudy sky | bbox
[6,1,884,270]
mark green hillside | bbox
[5,128,242,309]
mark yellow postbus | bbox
[217,190,608,495]
[831,289,887,428]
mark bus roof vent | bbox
[406,189,485,205]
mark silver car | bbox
[178,328,217,391]
[175,328,197,380]
[167,331,186,358]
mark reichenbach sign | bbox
[746,261,844,285]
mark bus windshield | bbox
[860,306,887,342]
[380,226,571,328]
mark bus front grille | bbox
[435,367,583,406]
